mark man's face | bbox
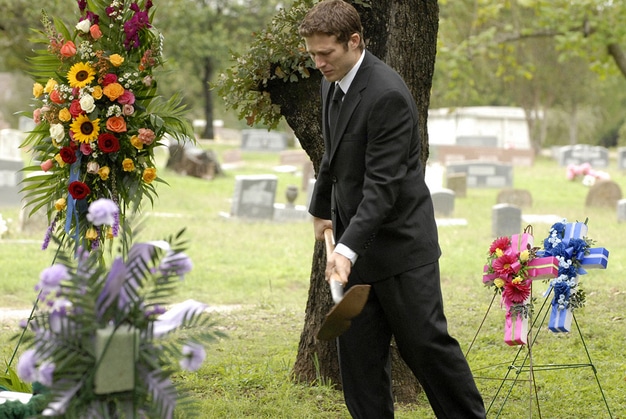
[304,33,360,83]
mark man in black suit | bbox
[299,1,486,418]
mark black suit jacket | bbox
[309,50,441,283]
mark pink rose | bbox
[117,90,135,105]
[102,73,117,86]
[80,142,93,155]
[122,104,135,116]
[33,108,42,124]
[40,159,54,172]
[69,100,83,118]
[60,41,77,58]
[138,128,156,145]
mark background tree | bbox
[432,0,626,149]
[216,0,439,402]
[155,0,293,139]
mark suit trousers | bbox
[338,261,486,419]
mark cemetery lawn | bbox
[1,143,625,418]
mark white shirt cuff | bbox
[335,243,358,265]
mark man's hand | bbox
[313,217,333,241]
[326,251,351,286]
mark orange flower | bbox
[50,90,65,104]
[60,41,77,57]
[106,116,127,133]
[90,24,102,40]
[103,82,125,101]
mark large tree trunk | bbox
[264,0,439,403]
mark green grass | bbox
[1,145,625,418]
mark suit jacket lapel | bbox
[328,51,374,162]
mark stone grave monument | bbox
[241,129,288,152]
[230,175,278,220]
[446,161,513,188]
[496,188,533,208]
[492,203,521,237]
[557,144,609,168]
[585,180,622,208]
[431,189,455,217]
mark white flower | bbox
[153,299,207,337]
[79,94,96,113]
[75,19,91,33]
[49,123,65,143]
[179,342,206,371]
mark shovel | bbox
[316,229,371,341]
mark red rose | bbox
[97,133,120,153]
[68,181,91,200]
[59,146,77,164]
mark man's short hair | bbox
[298,0,365,50]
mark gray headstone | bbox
[446,172,467,198]
[0,159,23,206]
[431,188,455,217]
[230,175,278,219]
[456,136,498,147]
[446,161,513,188]
[618,147,626,171]
[558,144,609,168]
[618,199,626,223]
[241,129,288,151]
[492,203,521,237]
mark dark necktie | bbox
[329,84,344,131]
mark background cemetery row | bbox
[2,111,626,239]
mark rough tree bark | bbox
[264,0,439,404]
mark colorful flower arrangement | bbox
[20,0,193,251]
[483,220,608,343]
[15,199,220,418]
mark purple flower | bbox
[159,251,193,278]
[179,342,206,371]
[35,264,70,300]
[42,217,57,250]
[86,198,119,226]
[153,300,207,337]
[17,349,39,382]
[49,299,72,333]
[38,362,56,386]
[96,256,128,318]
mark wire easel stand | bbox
[466,288,613,418]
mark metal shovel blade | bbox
[316,284,370,341]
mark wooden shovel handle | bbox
[324,228,335,256]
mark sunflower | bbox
[67,62,96,88]
[70,114,101,143]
